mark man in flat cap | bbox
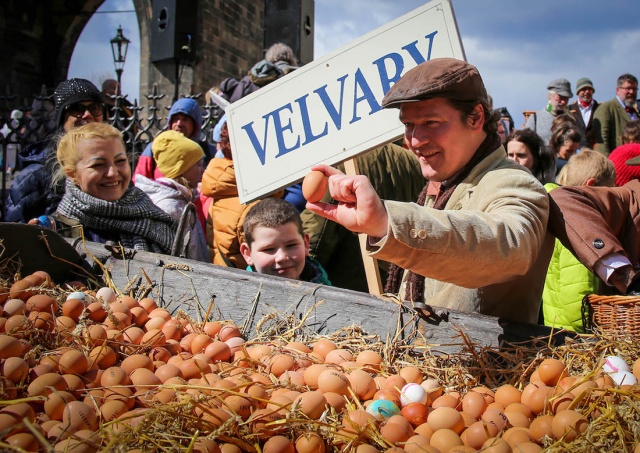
[525,78,573,145]
[593,73,639,156]
[569,78,599,148]
[306,58,552,324]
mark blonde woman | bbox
[33,122,176,254]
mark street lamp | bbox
[110,25,130,95]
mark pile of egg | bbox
[1,272,640,453]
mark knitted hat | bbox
[54,78,104,128]
[608,143,640,186]
[152,130,204,179]
[575,78,595,94]
[547,78,573,98]
[381,58,488,109]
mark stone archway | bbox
[0,0,105,99]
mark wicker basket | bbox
[582,294,640,335]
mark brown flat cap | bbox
[381,58,488,108]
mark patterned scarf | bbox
[57,180,177,254]
[384,132,502,302]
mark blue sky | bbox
[69,0,640,127]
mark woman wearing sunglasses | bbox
[6,78,106,223]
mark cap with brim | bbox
[381,58,488,109]
[576,77,595,94]
[547,78,573,98]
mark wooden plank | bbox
[70,240,565,354]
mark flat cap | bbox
[381,58,488,109]
[547,78,573,98]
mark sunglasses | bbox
[66,102,104,118]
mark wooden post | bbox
[343,158,383,295]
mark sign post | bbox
[226,0,465,294]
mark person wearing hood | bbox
[133,98,214,182]
[135,130,208,261]
[5,78,106,222]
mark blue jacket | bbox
[5,139,63,222]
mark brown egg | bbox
[141,329,166,347]
[130,368,162,390]
[62,401,98,431]
[481,437,512,453]
[462,420,496,449]
[138,297,158,312]
[302,170,328,203]
[61,374,85,398]
[323,391,347,412]
[347,369,377,401]
[551,409,588,441]
[83,324,107,347]
[527,386,553,415]
[401,402,429,427]
[432,393,461,410]
[380,417,414,445]
[0,286,9,304]
[528,414,554,442]
[9,279,36,300]
[355,349,383,371]
[538,358,567,386]
[294,391,327,420]
[225,337,245,355]
[481,406,508,434]
[86,302,108,322]
[263,435,294,453]
[1,357,29,383]
[462,391,488,420]
[427,407,464,434]
[312,339,337,358]
[58,349,89,375]
[6,432,39,451]
[44,391,76,421]
[100,399,129,422]
[303,364,331,390]
[317,369,349,395]
[203,341,231,363]
[28,311,55,331]
[495,384,522,407]
[218,324,241,341]
[430,428,463,451]
[502,426,534,449]
[121,354,153,375]
[324,348,353,364]
[268,353,298,377]
[384,374,408,393]
[89,345,118,369]
[399,366,423,384]
[295,432,325,453]
[27,373,67,397]
[61,298,85,321]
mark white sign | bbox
[227,0,465,204]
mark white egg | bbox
[400,382,428,406]
[609,370,637,386]
[602,355,630,374]
[67,291,88,302]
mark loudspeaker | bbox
[150,0,198,63]
[263,0,314,65]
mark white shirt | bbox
[578,101,595,125]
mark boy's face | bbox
[240,223,310,280]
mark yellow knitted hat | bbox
[152,130,204,179]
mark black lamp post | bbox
[110,25,130,95]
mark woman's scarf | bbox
[57,180,177,254]
[384,132,503,302]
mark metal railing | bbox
[0,84,224,221]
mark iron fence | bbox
[0,85,224,221]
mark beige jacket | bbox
[369,147,553,324]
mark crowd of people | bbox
[4,42,640,334]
